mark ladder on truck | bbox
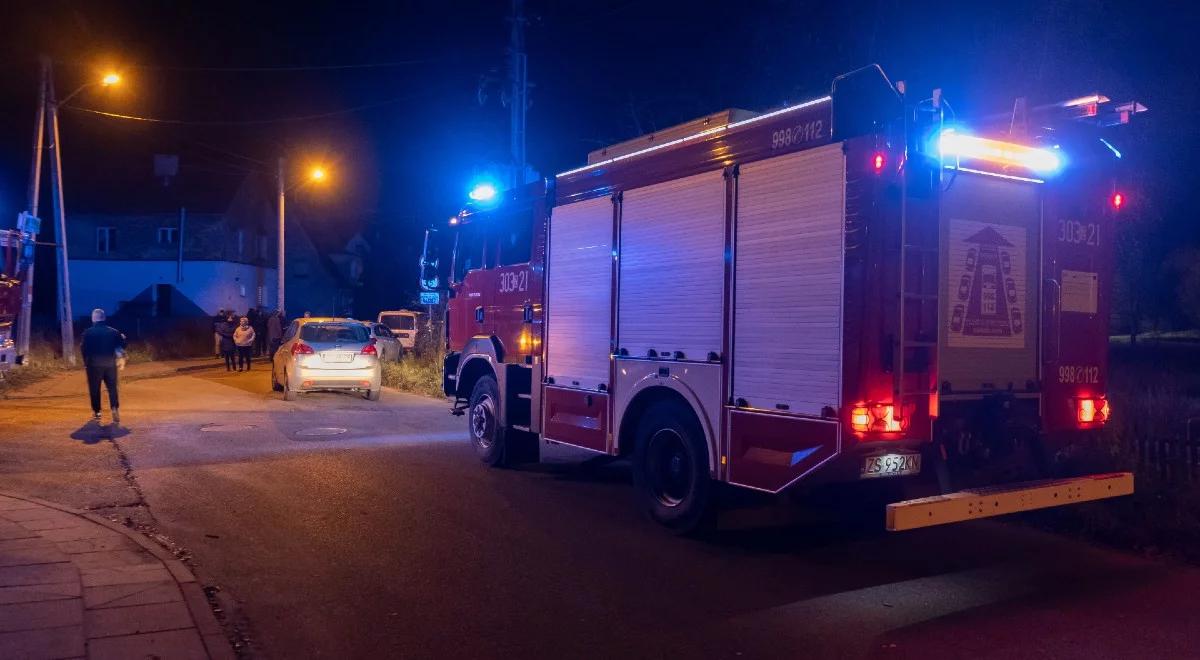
[894,97,942,425]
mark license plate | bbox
[861,453,921,479]
[321,352,354,363]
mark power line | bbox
[62,91,431,126]
[61,57,457,73]
[189,140,268,166]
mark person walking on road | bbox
[234,316,256,371]
[80,308,125,424]
[218,314,237,372]
[267,310,283,357]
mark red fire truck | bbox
[429,66,1140,532]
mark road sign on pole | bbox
[419,291,440,306]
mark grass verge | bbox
[0,338,157,397]
[381,350,444,398]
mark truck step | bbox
[517,393,531,399]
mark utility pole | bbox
[46,66,76,366]
[508,0,527,188]
[277,157,286,316]
[17,58,49,363]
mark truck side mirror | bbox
[419,228,440,291]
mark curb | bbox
[173,362,228,374]
[0,490,236,660]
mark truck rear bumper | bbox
[885,472,1133,531]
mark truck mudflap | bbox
[886,472,1134,531]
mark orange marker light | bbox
[850,406,872,432]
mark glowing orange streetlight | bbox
[277,162,331,314]
[101,72,121,87]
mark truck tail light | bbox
[1076,397,1111,425]
[291,342,314,356]
[361,339,378,356]
[849,403,905,434]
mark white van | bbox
[376,310,420,352]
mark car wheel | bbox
[283,372,297,401]
[366,388,381,401]
[632,399,712,534]
[271,366,283,392]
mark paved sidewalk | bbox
[0,493,232,660]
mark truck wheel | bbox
[469,376,504,466]
[632,400,712,533]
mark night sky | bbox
[1,0,1197,315]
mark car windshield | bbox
[299,323,370,344]
[381,315,415,330]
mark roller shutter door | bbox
[733,143,846,415]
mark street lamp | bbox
[22,63,123,366]
[276,160,328,317]
[58,71,121,105]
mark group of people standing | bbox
[213,308,284,372]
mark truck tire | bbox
[632,400,712,533]
[469,376,504,466]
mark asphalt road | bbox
[2,363,1199,659]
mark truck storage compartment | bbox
[544,195,613,391]
[733,142,846,414]
[618,170,726,361]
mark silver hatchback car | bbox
[271,318,382,401]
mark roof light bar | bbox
[938,130,1062,175]
[557,95,832,177]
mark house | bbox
[66,173,366,322]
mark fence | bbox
[1128,419,1200,483]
